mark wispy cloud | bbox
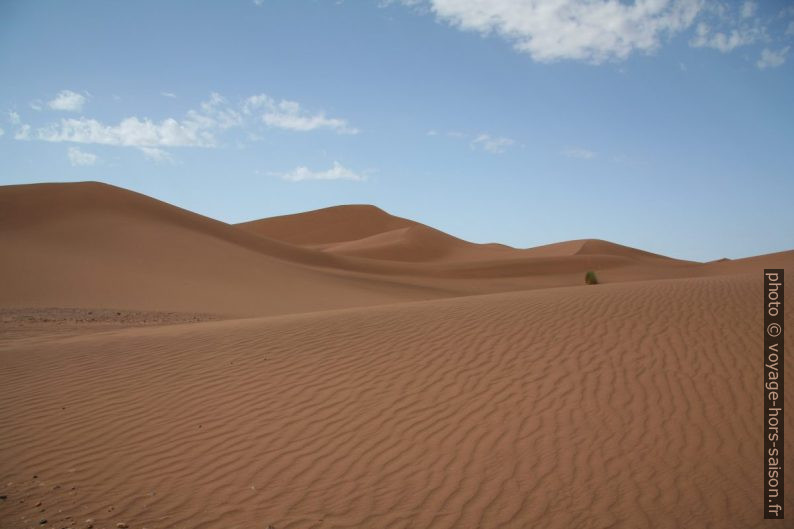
[428,129,515,153]
[189,92,243,130]
[244,94,358,134]
[67,147,98,166]
[48,90,87,112]
[741,1,757,19]
[689,22,762,53]
[757,46,789,69]
[34,116,217,148]
[14,92,358,161]
[562,147,597,159]
[8,111,20,124]
[139,147,175,163]
[0,127,4,137]
[278,161,366,182]
[470,133,515,154]
[15,124,31,140]
[161,92,177,99]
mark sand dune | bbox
[522,238,675,260]
[238,205,674,264]
[2,181,793,528]
[239,204,516,263]
[0,182,714,316]
[321,225,504,262]
[1,274,791,528]
[0,183,457,316]
[237,204,418,246]
[6,182,790,318]
[236,203,732,286]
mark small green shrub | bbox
[585,270,599,285]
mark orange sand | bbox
[1,181,792,528]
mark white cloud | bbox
[687,1,770,53]
[67,147,98,166]
[16,92,358,160]
[34,116,216,147]
[562,147,597,159]
[740,1,757,19]
[139,147,174,163]
[8,111,20,124]
[401,0,702,63]
[0,127,4,137]
[244,94,358,134]
[471,133,514,154]
[161,92,177,98]
[757,46,789,69]
[279,161,366,182]
[48,90,87,112]
[253,0,264,5]
[398,0,794,64]
[21,93,240,150]
[14,124,31,140]
[426,129,439,136]
[690,21,761,52]
[189,92,242,129]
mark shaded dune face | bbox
[237,204,505,263]
[0,276,791,528]
[237,203,677,264]
[237,204,418,246]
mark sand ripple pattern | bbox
[1,275,791,528]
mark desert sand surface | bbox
[1,181,793,528]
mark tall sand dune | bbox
[3,181,762,318]
[237,204,417,246]
[236,203,726,285]
[239,204,514,262]
[0,182,456,316]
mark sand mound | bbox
[324,225,511,262]
[3,182,744,316]
[522,238,674,260]
[1,274,790,528]
[239,205,682,267]
[0,182,451,316]
[237,204,416,246]
[239,204,514,263]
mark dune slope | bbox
[3,182,793,317]
[0,182,454,316]
[238,204,511,263]
[1,274,790,528]
[237,204,417,246]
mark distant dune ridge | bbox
[1,181,792,528]
[2,181,788,316]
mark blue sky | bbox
[1,0,792,261]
